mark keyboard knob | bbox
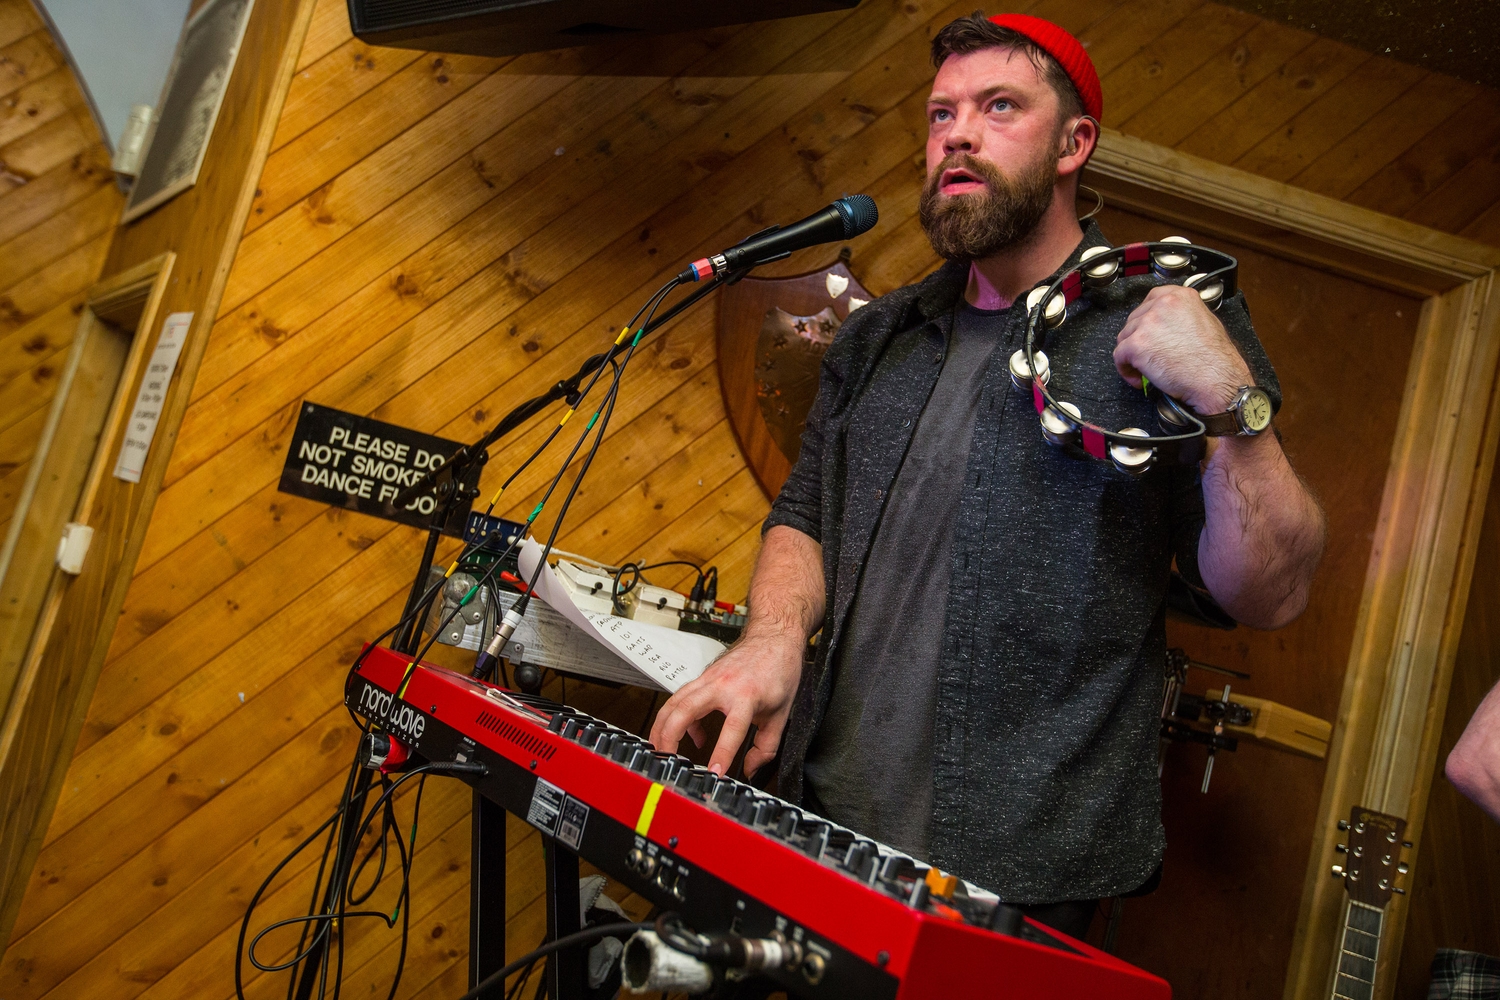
[561,718,581,740]
[579,723,600,747]
[776,809,802,839]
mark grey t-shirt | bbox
[801,303,1004,858]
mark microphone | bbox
[678,195,878,282]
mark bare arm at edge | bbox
[649,525,826,776]
[1447,678,1500,822]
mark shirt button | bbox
[903,418,911,428]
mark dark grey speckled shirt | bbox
[764,222,1279,904]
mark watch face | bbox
[1240,388,1273,433]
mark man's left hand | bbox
[1112,285,1251,415]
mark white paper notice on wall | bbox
[113,312,192,484]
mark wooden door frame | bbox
[0,252,176,945]
[1083,129,1500,1000]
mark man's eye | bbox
[990,99,1013,113]
[930,109,951,122]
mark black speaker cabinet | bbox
[346,0,862,56]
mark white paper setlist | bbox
[114,312,192,484]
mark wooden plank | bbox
[1100,4,1259,126]
[13,637,380,941]
[0,0,41,51]
[0,294,81,385]
[223,39,671,323]
[0,107,95,181]
[0,142,112,247]
[0,405,45,480]
[551,420,749,563]
[8,766,399,998]
[244,51,508,237]
[0,231,111,338]
[1403,139,1500,236]
[295,0,355,72]
[154,0,958,538]
[1291,72,1485,203]
[106,488,330,656]
[1344,91,1500,221]
[0,344,66,436]
[0,30,62,102]
[271,38,422,153]
[54,525,420,821]
[1460,197,1500,249]
[0,181,119,291]
[77,508,404,747]
[1176,37,1370,165]
[1232,53,1427,182]
[0,66,85,150]
[632,464,770,575]
[209,8,875,395]
[1074,0,1202,81]
[1117,19,1316,149]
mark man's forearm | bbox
[1198,432,1326,629]
[743,525,827,644]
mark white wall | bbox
[37,0,193,149]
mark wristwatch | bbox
[1198,385,1274,437]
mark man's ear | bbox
[1058,115,1099,177]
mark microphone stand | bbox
[375,267,739,1000]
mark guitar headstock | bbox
[1331,806,1411,908]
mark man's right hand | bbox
[648,631,805,778]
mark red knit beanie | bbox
[987,13,1102,122]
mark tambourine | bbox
[1008,238,1239,474]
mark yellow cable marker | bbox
[614,325,632,346]
[558,407,575,427]
[636,782,665,835]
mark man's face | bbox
[921,47,1067,260]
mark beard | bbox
[918,150,1057,262]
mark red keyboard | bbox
[347,645,1171,999]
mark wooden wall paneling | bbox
[1177,37,1371,163]
[0,68,86,149]
[0,1,38,50]
[1343,91,1500,222]
[1288,73,1484,204]
[1232,56,1428,183]
[1116,19,1318,148]
[296,0,363,73]
[0,232,112,336]
[0,28,62,99]
[1404,143,1500,237]
[145,0,961,567]
[0,283,142,749]
[1099,3,1261,124]
[0,0,319,966]
[1394,459,1500,996]
[0,252,176,955]
[270,38,423,153]
[0,145,112,246]
[4,2,1500,997]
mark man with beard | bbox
[650,12,1326,936]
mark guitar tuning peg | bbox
[1330,865,1344,878]
[1393,887,1406,895]
[1397,862,1409,874]
[1337,820,1349,831]
[1335,843,1347,853]
[1402,841,1412,848]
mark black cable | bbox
[518,278,681,604]
[454,923,652,1000]
[249,274,719,1000]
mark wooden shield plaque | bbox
[716,258,873,499]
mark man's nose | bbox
[944,106,983,154]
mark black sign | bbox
[278,401,472,534]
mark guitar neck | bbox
[1331,899,1385,1000]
